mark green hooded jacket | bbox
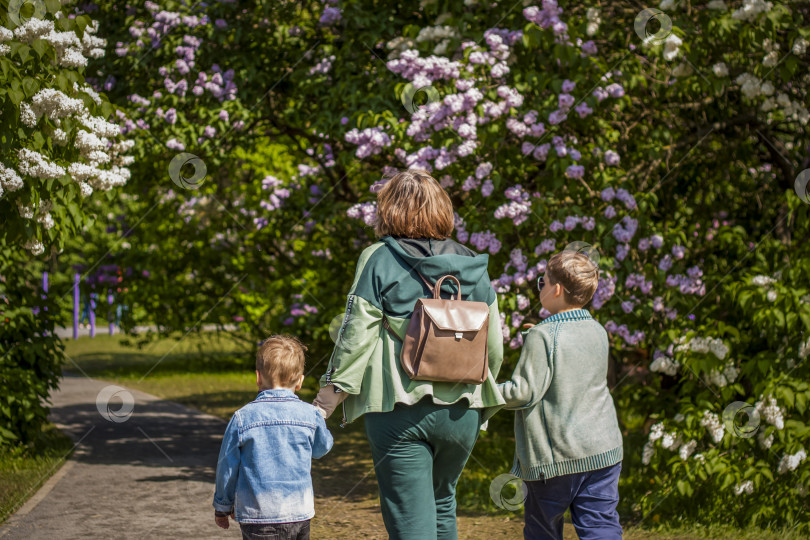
[319,235,507,424]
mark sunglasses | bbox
[537,275,571,294]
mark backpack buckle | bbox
[454,332,463,340]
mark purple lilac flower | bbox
[672,245,686,259]
[581,40,598,55]
[566,165,584,179]
[650,234,664,249]
[562,79,576,92]
[604,150,620,166]
[658,255,673,272]
[574,102,593,118]
[548,110,567,125]
[535,239,556,255]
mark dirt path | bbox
[0,374,570,539]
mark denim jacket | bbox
[213,389,334,523]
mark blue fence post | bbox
[108,291,114,336]
[73,273,80,340]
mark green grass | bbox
[61,333,805,539]
[0,423,74,525]
[62,332,323,417]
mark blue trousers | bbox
[523,461,622,540]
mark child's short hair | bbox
[256,335,307,387]
[546,251,600,306]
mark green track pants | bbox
[364,398,482,540]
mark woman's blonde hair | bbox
[546,251,600,307]
[374,169,454,239]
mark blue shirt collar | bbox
[256,388,299,399]
[540,308,592,325]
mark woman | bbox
[313,169,506,540]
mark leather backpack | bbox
[383,273,490,385]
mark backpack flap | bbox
[420,299,489,332]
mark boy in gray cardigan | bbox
[498,250,623,540]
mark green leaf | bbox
[22,77,39,98]
[8,88,25,105]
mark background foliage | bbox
[2,0,809,530]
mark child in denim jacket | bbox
[213,335,333,540]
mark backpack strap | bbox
[382,315,401,342]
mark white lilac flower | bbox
[74,82,102,105]
[0,162,24,193]
[763,51,779,68]
[20,102,37,127]
[0,26,13,42]
[712,62,729,77]
[735,73,762,99]
[681,336,729,359]
[415,25,459,43]
[585,8,600,36]
[731,0,774,21]
[777,449,807,474]
[37,212,54,230]
[29,88,87,120]
[763,38,780,53]
[642,441,655,465]
[649,422,665,442]
[662,34,683,61]
[794,37,808,56]
[672,62,693,77]
[23,238,44,255]
[767,290,778,302]
[650,351,680,376]
[708,370,728,387]
[17,148,65,179]
[754,396,785,430]
[679,439,697,460]
[79,181,93,197]
[13,18,55,43]
[734,481,754,495]
[701,410,725,443]
[52,128,68,145]
[758,430,774,449]
[17,200,34,219]
[661,432,682,450]
[723,365,738,383]
[77,113,120,138]
[752,275,776,286]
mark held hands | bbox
[214,511,234,529]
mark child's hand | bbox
[214,511,234,529]
[522,323,536,329]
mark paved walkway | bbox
[0,373,241,539]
